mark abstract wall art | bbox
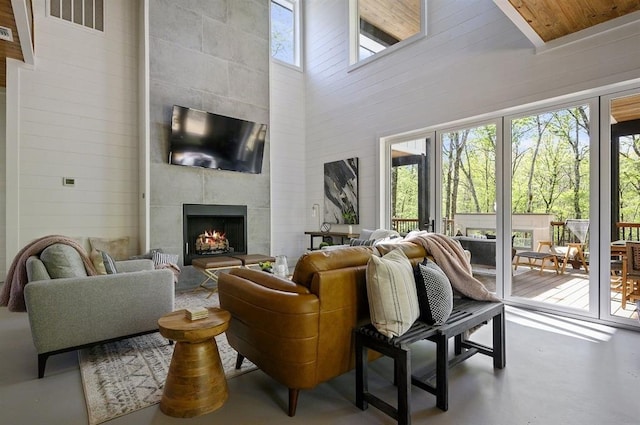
[324,157,359,224]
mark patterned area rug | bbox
[79,290,256,425]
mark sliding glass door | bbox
[601,90,640,324]
[436,121,500,292]
[505,102,596,315]
[381,87,640,327]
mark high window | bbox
[350,0,425,65]
[49,0,104,31]
[270,0,301,68]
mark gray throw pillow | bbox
[100,250,118,274]
[413,259,453,325]
[39,244,88,279]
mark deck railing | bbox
[391,218,420,235]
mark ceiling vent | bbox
[0,26,14,42]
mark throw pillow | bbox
[366,248,420,338]
[350,238,375,246]
[413,259,453,325]
[90,249,108,275]
[89,237,129,261]
[39,244,89,279]
[152,251,179,267]
[100,250,118,274]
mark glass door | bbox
[602,90,640,324]
[506,101,597,316]
[436,121,500,292]
[383,135,433,234]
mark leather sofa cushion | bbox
[229,268,310,294]
[293,246,376,289]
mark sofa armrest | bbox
[115,258,154,273]
[24,268,174,354]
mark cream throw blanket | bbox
[0,235,98,312]
[405,231,499,301]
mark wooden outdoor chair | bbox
[544,219,590,274]
[513,241,559,275]
[623,242,640,309]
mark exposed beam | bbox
[11,0,33,65]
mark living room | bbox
[1,0,639,424]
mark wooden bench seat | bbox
[355,299,505,425]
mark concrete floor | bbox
[1,299,639,424]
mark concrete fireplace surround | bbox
[147,0,270,266]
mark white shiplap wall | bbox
[5,0,140,263]
[270,61,307,261]
[303,0,640,231]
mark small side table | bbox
[158,307,231,418]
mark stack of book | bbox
[185,307,209,321]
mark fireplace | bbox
[183,204,247,265]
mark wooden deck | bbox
[474,268,638,320]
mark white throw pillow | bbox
[366,248,420,338]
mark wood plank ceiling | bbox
[359,0,420,41]
[507,0,640,42]
[0,0,24,87]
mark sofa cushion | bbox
[369,228,401,240]
[414,259,453,325]
[366,248,419,338]
[26,256,51,282]
[89,237,129,261]
[39,244,88,279]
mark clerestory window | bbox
[49,0,104,31]
[350,0,425,65]
[270,0,301,68]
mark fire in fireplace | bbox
[183,204,247,265]
[195,230,229,255]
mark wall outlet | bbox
[63,177,75,187]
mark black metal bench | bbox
[355,299,505,425]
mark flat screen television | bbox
[169,105,267,174]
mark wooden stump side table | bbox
[158,307,231,418]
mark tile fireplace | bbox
[183,204,247,265]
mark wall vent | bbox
[50,0,104,32]
[0,26,13,42]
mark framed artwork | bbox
[324,157,359,224]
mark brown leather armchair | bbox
[218,243,427,416]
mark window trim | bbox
[270,0,302,70]
[349,0,427,70]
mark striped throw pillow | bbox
[152,251,179,267]
[366,248,419,338]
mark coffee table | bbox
[158,307,231,418]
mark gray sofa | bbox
[24,256,175,378]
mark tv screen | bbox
[169,105,267,174]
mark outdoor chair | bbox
[546,219,590,274]
[513,241,559,275]
[622,242,640,309]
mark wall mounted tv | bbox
[169,105,267,174]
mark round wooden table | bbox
[158,307,231,417]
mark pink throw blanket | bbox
[405,231,499,302]
[0,235,98,312]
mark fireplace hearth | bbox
[183,204,247,265]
